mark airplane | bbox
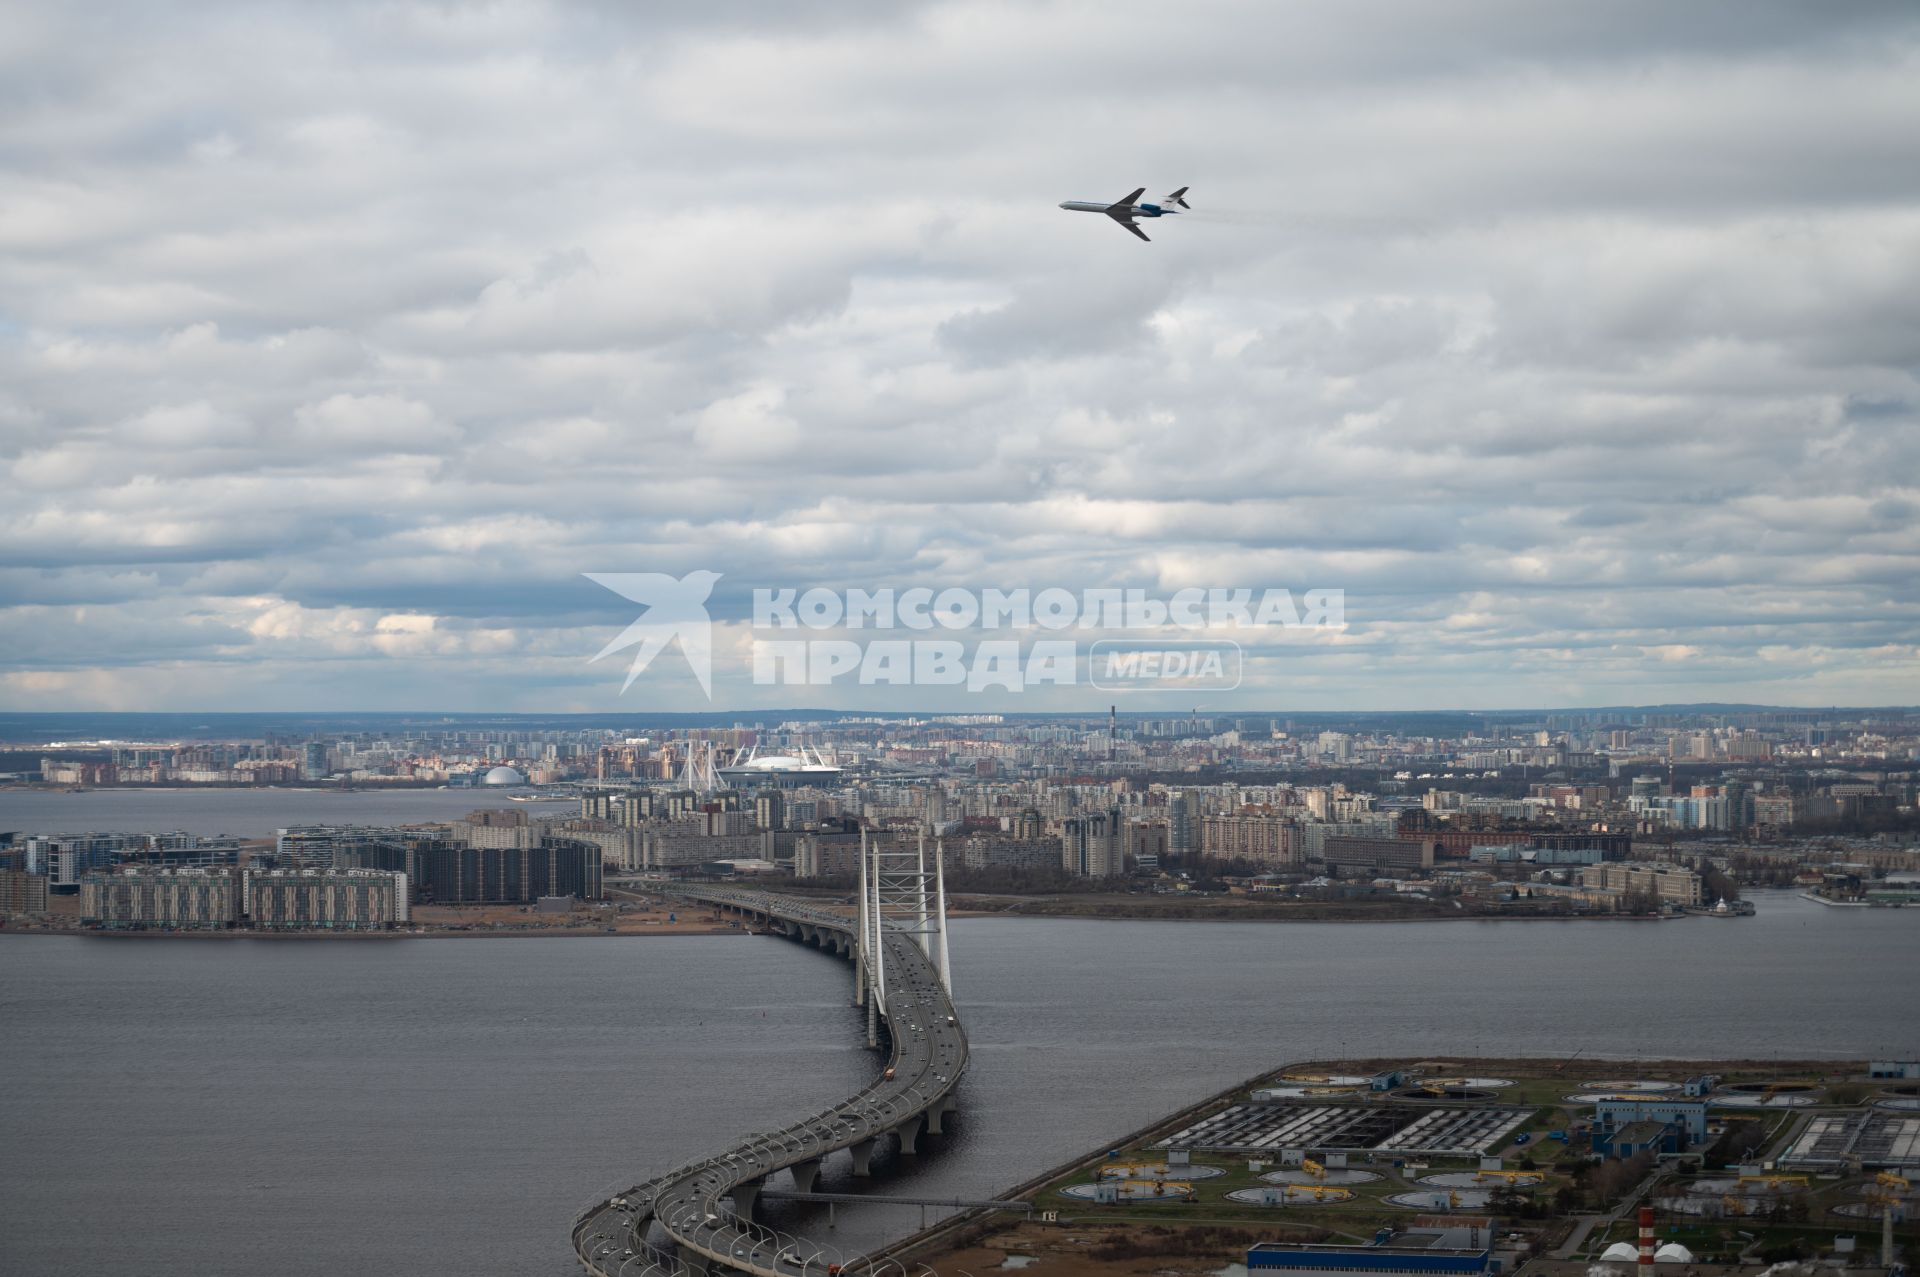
[1058,186,1190,242]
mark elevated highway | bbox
[573,864,965,1277]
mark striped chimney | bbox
[1638,1205,1656,1270]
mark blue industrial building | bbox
[1591,1097,1707,1159]
[1247,1243,1491,1277]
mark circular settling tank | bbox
[1261,1168,1381,1187]
[1582,1079,1680,1093]
[1831,1201,1911,1220]
[1394,1085,1498,1102]
[1689,1177,1808,1196]
[1097,1162,1223,1181]
[1712,1092,1819,1108]
[1421,1171,1544,1189]
[1062,1179,1194,1202]
[1388,1189,1494,1210]
[1227,1186,1356,1206]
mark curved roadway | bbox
[573,888,968,1277]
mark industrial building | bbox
[1780,1110,1920,1170]
[1591,1096,1708,1154]
[1159,1102,1530,1157]
[1247,1223,1492,1277]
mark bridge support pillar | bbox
[925,1104,944,1136]
[895,1113,923,1155]
[678,1244,711,1276]
[850,1138,876,1177]
[790,1158,822,1194]
[732,1177,763,1219]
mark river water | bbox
[2,890,1914,1276]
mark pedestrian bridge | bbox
[573,838,965,1277]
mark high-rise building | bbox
[0,870,50,915]
[81,869,240,929]
[753,790,787,831]
[410,836,603,903]
[1199,813,1301,866]
[246,869,408,930]
[1062,808,1124,877]
[1168,793,1193,855]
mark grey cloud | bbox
[1,1,1917,710]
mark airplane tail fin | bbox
[1165,186,1190,209]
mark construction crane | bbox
[1874,1171,1911,1193]
[1302,1157,1326,1180]
[1475,1169,1539,1184]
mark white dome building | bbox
[1599,1244,1641,1262]
[480,765,527,786]
[1655,1244,1695,1263]
[717,745,842,789]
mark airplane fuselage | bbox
[1059,200,1179,218]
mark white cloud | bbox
[0,0,1917,709]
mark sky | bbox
[2,0,1918,714]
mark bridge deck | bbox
[572,888,968,1277]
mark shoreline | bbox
[0,922,752,941]
[1,910,1704,940]
[951,904,1695,924]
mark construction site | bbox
[906,1058,1918,1277]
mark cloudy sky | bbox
[3,0,1917,713]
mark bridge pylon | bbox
[853,827,952,1033]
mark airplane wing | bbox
[1108,187,1146,210]
[1113,218,1151,242]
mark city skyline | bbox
[4,2,1918,711]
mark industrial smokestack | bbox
[1637,1206,1655,1271]
[1109,705,1117,759]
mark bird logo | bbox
[584,570,722,697]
